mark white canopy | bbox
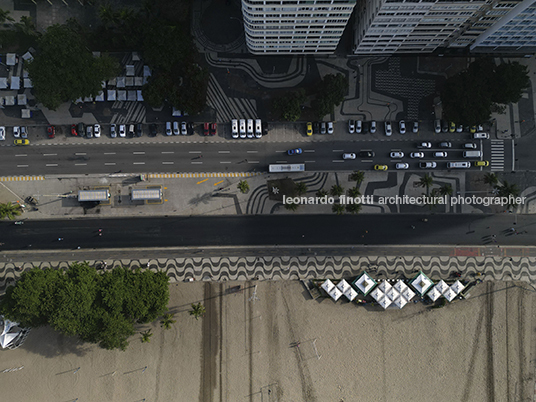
[344,287,358,301]
[321,279,335,294]
[116,77,126,87]
[6,53,17,66]
[21,109,31,118]
[443,287,457,302]
[108,77,117,86]
[377,295,392,309]
[22,51,33,61]
[83,96,93,102]
[353,272,377,296]
[117,90,127,101]
[427,286,442,301]
[337,279,357,301]
[127,90,136,101]
[370,287,384,302]
[125,65,135,76]
[328,286,343,301]
[385,286,400,302]
[401,286,415,302]
[137,90,144,101]
[336,279,351,294]
[4,95,15,106]
[0,318,21,349]
[101,80,107,88]
[410,272,434,296]
[0,77,7,89]
[17,94,27,105]
[393,280,408,293]
[434,280,449,294]
[95,91,105,101]
[23,78,32,88]
[143,65,151,77]
[450,280,465,295]
[107,90,116,101]
[125,77,134,87]
[377,280,392,293]
[10,76,20,90]
[134,77,143,86]
[392,296,408,309]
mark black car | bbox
[320,122,326,134]
[313,122,320,135]
[358,151,375,158]
[187,122,194,135]
[149,124,157,137]
[77,123,84,137]
[441,120,448,133]
[136,124,143,137]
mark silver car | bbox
[327,121,334,134]
[348,120,355,134]
[110,124,117,138]
[384,121,392,136]
[434,152,447,158]
[390,151,404,158]
[396,163,409,170]
[410,152,424,158]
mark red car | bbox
[210,123,217,136]
[203,122,210,136]
[47,125,55,139]
[71,124,78,136]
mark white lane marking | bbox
[161,151,174,154]
[304,150,315,153]
[104,163,116,166]
[133,162,145,165]
[220,161,231,164]
[17,165,28,168]
[189,151,202,154]
[46,164,58,167]
[15,154,27,157]
[162,162,174,165]
[218,151,231,154]
[276,161,288,163]
[333,149,344,152]
[191,161,203,164]
[75,153,86,156]
[104,152,116,155]
[247,150,258,153]
[43,153,57,156]
[75,163,87,166]
[247,161,259,164]
[133,152,145,155]
[332,160,344,163]
[305,160,316,163]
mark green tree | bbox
[439,183,453,197]
[140,329,153,343]
[284,201,299,211]
[295,182,307,196]
[27,24,119,110]
[349,170,365,184]
[332,204,345,215]
[189,303,206,320]
[483,172,498,187]
[312,73,348,119]
[160,313,176,330]
[273,89,306,121]
[0,8,14,24]
[417,174,434,196]
[316,189,328,198]
[0,202,22,220]
[14,16,37,37]
[346,203,361,214]
[492,62,530,105]
[238,180,249,194]
[496,180,520,203]
[347,187,361,198]
[330,184,344,197]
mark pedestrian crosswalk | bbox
[0,175,44,182]
[206,74,257,123]
[490,140,505,172]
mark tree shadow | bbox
[19,326,92,359]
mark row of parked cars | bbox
[434,121,485,134]
[231,119,263,139]
[70,122,202,138]
[0,126,29,141]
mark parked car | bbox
[374,164,388,171]
[13,126,20,138]
[396,163,409,170]
[417,142,432,149]
[420,161,437,169]
[440,142,452,148]
[348,120,355,134]
[181,121,187,135]
[356,120,362,134]
[0,126,5,141]
[473,132,489,139]
[119,124,126,137]
[327,121,334,134]
[288,148,303,155]
[384,121,392,136]
[255,120,262,138]
[442,120,448,132]
[203,122,210,136]
[475,160,489,167]
[71,124,78,136]
[210,123,217,136]
[390,151,404,158]
[94,124,101,138]
[14,139,29,146]
[449,122,456,132]
[47,125,55,139]
[247,119,254,138]
[470,125,477,133]
[77,123,84,137]
[187,122,194,135]
[342,153,356,160]
[313,122,320,135]
[464,143,477,149]
[370,121,377,134]
[128,124,135,137]
[20,126,27,139]
[86,125,93,138]
[320,122,326,134]
[149,124,157,137]
[307,122,313,136]
[456,124,463,133]
[110,124,117,138]
[173,121,180,135]
[434,152,447,158]
[399,120,406,134]
[434,120,441,134]
[358,151,375,158]
[410,152,424,158]
[412,121,419,133]
[239,119,246,138]
[136,123,143,137]
[232,119,239,138]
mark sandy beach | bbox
[1,279,534,402]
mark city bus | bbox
[268,164,305,173]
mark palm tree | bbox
[483,173,498,187]
[284,201,299,211]
[330,184,344,197]
[189,303,206,320]
[295,182,307,196]
[496,180,520,198]
[347,187,361,198]
[316,189,328,197]
[0,8,14,24]
[99,4,118,27]
[140,329,153,343]
[332,204,345,215]
[349,170,365,185]
[14,16,37,36]
[346,203,361,214]
[0,202,22,220]
[439,183,453,197]
[160,313,176,330]
[238,180,249,194]
[417,174,433,196]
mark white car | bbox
[396,163,409,170]
[399,120,406,134]
[239,119,246,139]
[348,120,355,134]
[327,121,334,134]
[20,126,27,139]
[94,124,101,138]
[417,142,432,149]
[410,152,424,158]
[464,143,477,149]
[0,126,5,141]
[390,151,404,158]
[13,126,20,138]
[119,124,126,137]
[434,120,441,134]
[173,121,180,135]
[110,124,117,138]
[165,122,172,136]
[456,125,463,133]
[412,121,419,133]
[370,121,377,133]
[384,121,392,136]
[247,119,254,138]
[434,152,447,158]
[473,132,489,139]
[342,153,356,160]
[255,119,262,138]
[231,119,239,139]
[420,161,437,169]
[356,120,362,134]
[181,121,187,135]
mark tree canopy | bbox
[0,263,169,351]
[312,73,349,119]
[27,24,119,110]
[440,58,529,125]
[273,89,306,121]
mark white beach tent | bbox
[353,271,377,296]
[321,279,335,294]
[427,286,442,301]
[410,272,434,296]
[336,279,357,301]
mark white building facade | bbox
[242,0,357,54]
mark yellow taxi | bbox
[470,126,476,133]
[449,122,456,132]
[374,164,388,171]
[474,160,489,167]
[14,139,29,146]
[306,122,312,136]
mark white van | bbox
[463,151,482,158]
[247,119,254,138]
[231,119,238,139]
[239,119,246,138]
[473,132,489,139]
[255,119,262,138]
[447,162,471,169]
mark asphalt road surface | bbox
[0,137,505,175]
[0,214,533,251]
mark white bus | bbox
[269,164,305,173]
